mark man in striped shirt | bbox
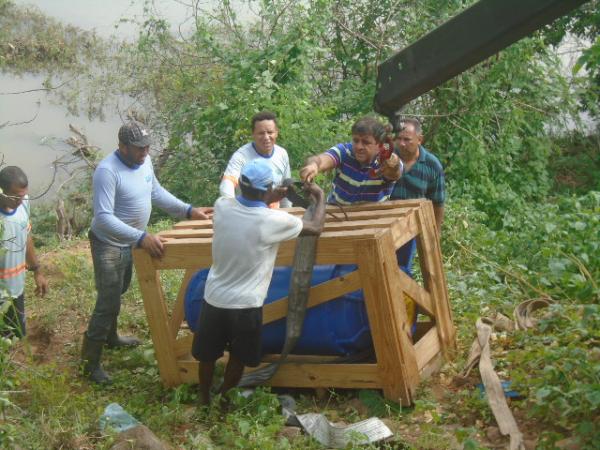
[299,116,402,204]
[0,166,48,337]
[391,117,445,277]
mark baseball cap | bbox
[118,121,152,147]
[239,159,273,192]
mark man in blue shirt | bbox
[81,121,212,384]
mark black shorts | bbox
[191,299,263,367]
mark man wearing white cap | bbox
[193,158,325,405]
[81,120,213,384]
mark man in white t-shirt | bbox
[219,111,292,208]
[193,159,325,405]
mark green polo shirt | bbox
[391,146,445,204]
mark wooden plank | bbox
[416,202,457,355]
[160,227,380,245]
[160,228,214,238]
[162,217,412,240]
[356,233,419,406]
[172,200,426,230]
[176,359,382,388]
[322,208,412,222]
[133,251,182,386]
[173,218,214,229]
[174,333,193,358]
[169,269,195,339]
[260,354,345,363]
[414,326,441,371]
[389,209,420,249]
[396,269,434,316]
[152,236,361,269]
[263,270,362,324]
[173,204,416,231]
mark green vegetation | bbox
[0,0,598,448]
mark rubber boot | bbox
[81,333,112,384]
[106,319,141,349]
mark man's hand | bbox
[379,153,402,181]
[303,181,324,202]
[140,233,168,258]
[265,186,289,205]
[189,207,213,220]
[33,271,48,297]
[299,162,319,183]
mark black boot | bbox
[81,333,112,384]
[106,320,141,349]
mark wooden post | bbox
[133,250,182,386]
[415,202,456,355]
[356,230,419,405]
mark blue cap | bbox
[239,159,274,192]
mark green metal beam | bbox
[374,0,590,118]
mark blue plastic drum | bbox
[184,265,373,356]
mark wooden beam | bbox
[263,270,362,324]
[161,217,417,240]
[414,326,441,371]
[356,232,419,405]
[176,359,382,388]
[169,269,195,339]
[174,334,193,358]
[416,202,457,355]
[133,251,182,386]
[172,200,427,229]
[389,209,420,249]
[396,269,434,316]
[150,234,365,269]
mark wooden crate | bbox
[133,199,456,405]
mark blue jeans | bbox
[86,231,132,342]
[396,238,417,278]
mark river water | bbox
[0,0,240,200]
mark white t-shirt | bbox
[219,142,292,207]
[205,196,303,309]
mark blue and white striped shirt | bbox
[324,143,395,205]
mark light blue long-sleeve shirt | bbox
[90,151,190,247]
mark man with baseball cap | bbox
[192,159,326,405]
[81,120,212,384]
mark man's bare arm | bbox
[299,154,336,182]
[300,183,326,236]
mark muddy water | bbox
[1,0,237,201]
[0,72,123,199]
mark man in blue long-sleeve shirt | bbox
[81,121,212,384]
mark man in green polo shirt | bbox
[390,117,445,277]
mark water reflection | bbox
[0,72,123,200]
[2,0,195,202]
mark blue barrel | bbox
[184,265,373,356]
